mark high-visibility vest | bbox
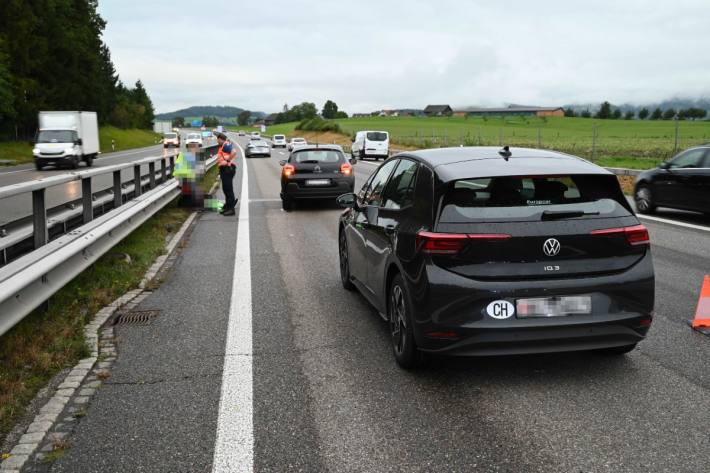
[173,152,196,179]
[217,142,235,167]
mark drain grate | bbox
[113,309,160,326]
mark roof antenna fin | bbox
[498,145,512,161]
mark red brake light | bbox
[590,224,649,246]
[340,163,352,176]
[416,231,511,254]
[283,164,295,178]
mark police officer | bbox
[216,133,237,216]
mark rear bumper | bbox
[281,179,354,200]
[408,253,655,356]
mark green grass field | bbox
[0,127,161,166]
[264,116,710,167]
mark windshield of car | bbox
[292,150,343,164]
[164,133,177,139]
[292,138,306,143]
[37,130,77,143]
[187,133,200,139]
[366,132,388,141]
[439,175,632,223]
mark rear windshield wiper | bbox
[299,160,322,164]
[541,210,600,220]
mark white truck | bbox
[153,120,172,134]
[33,111,100,170]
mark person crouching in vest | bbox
[216,132,237,216]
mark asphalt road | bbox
[24,135,710,472]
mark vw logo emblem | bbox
[314,165,321,173]
[543,238,561,257]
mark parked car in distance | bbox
[163,132,180,148]
[238,130,246,136]
[185,132,203,147]
[351,130,389,161]
[279,144,356,211]
[287,137,307,151]
[245,140,271,158]
[251,131,261,139]
[272,134,287,148]
[337,146,654,368]
[634,145,710,216]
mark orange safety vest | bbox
[217,142,235,167]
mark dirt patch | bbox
[616,175,635,195]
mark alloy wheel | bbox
[390,285,407,356]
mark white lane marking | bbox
[638,214,710,233]
[213,141,253,473]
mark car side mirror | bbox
[76,138,82,145]
[659,162,671,170]
[350,157,357,165]
[337,193,357,208]
[279,160,286,166]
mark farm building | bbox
[264,113,279,125]
[453,106,564,118]
[424,105,453,116]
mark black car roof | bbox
[399,146,612,182]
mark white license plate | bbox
[516,296,591,318]
[305,179,330,186]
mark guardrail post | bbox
[113,170,122,208]
[169,155,175,177]
[134,164,142,197]
[82,177,93,224]
[149,161,156,189]
[32,189,47,249]
[161,158,167,183]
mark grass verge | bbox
[0,200,189,446]
[0,127,161,166]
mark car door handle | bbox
[385,225,396,235]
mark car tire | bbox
[339,229,356,291]
[85,155,94,167]
[596,343,637,355]
[35,161,44,170]
[282,197,294,211]
[388,273,423,369]
[70,157,79,169]
[635,184,655,214]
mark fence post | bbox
[32,189,47,249]
[149,161,156,189]
[134,164,142,197]
[113,170,122,208]
[591,124,598,161]
[537,128,541,148]
[161,158,167,183]
[82,177,93,224]
[673,118,679,153]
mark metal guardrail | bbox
[0,143,220,337]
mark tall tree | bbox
[563,107,577,117]
[650,108,663,120]
[595,101,612,119]
[322,100,339,119]
[638,108,649,119]
[662,108,676,120]
[237,110,251,126]
[624,111,634,120]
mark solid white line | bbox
[213,141,253,473]
[638,214,710,233]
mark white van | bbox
[351,130,389,160]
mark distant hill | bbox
[155,106,266,122]
[565,97,710,114]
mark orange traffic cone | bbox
[690,275,710,335]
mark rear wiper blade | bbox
[300,160,321,164]
[541,210,599,220]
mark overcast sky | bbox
[98,0,710,114]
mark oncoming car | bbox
[185,132,203,147]
[163,132,180,148]
[337,146,655,368]
[245,140,271,158]
[279,145,356,211]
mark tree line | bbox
[0,0,155,140]
[564,101,707,121]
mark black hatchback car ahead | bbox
[634,145,710,215]
[337,147,655,368]
[280,144,355,211]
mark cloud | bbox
[98,0,710,113]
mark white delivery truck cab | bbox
[34,111,100,170]
[351,130,389,160]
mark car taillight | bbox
[340,163,352,176]
[416,231,511,254]
[590,224,650,246]
[282,164,295,178]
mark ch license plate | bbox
[516,296,591,318]
[306,179,330,186]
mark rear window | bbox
[439,175,632,223]
[292,150,344,164]
[273,135,285,139]
[366,132,388,141]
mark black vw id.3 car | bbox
[337,147,655,368]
